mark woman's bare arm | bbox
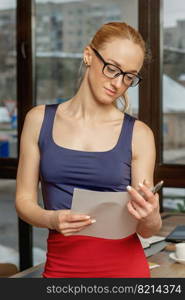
[15,105,55,228]
[15,105,94,235]
[127,120,162,238]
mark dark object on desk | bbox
[165,225,185,242]
[144,241,167,257]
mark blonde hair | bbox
[77,22,146,113]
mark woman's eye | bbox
[107,66,117,73]
[125,74,135,81]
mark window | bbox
[35,0,139,116]
[163,0,185,164]
[163,187,185,213]
[0,1,17,158]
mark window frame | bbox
[139,0,185,208]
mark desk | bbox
[149,213,185,278]
[11,213,185,278]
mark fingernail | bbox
[91,219,96,223]
[85,216,90,219]
[139,182,144,187]
[126,185,132,191]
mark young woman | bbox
[15,22,162,278]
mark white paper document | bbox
[138,235,165,249]
[71,188,138,239]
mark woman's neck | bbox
[67,78,118,122]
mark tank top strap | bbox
[116,112,137,154]
[38,103,59,149]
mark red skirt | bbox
[42,232,150,278]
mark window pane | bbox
[0,1,17,158]
[0,179,19,276]
[163,187,185,213]
[163,0,185,164]
[35,0,138,116]
[0,179,47,271]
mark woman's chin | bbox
[98,97,116,106]
[92,90,117,106]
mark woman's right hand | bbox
[49,210,96,236]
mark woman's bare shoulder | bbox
[25,104,46,123]
[133,119,154,139]
[132,119,155,159]
[22,105,46,141]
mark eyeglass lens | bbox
[104,65,139,87]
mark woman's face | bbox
[84,38,144,105]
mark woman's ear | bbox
[83,45,93,66]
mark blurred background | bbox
[0,0,185,276]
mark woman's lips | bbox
[104,87,116,95]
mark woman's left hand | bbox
[126,180,160,224]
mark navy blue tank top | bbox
[38,104,136,210]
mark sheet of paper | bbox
[148,262,160,269]
[71,188,138,239]
[138,235,165,249]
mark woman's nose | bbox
[111,74,124,89]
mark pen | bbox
[150,180,164,194]
[137,180,164,197]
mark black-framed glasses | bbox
[91,47,142,87]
